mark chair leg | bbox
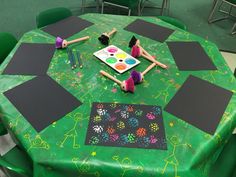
[166,0,170,15]
[208,0,229,23]
[141,0,169,16]
[81,0,100,13]
[228,5,236,18]
[81,0,85,13]
[160,0,166,15]
[101,1,104,14]
[96,0,100,12]
[139,0,146,15]
[208,0,220,23]
[128,9,131,16]
[138,0,141,16]
[219,1,236,17]
[232,23,236,35]
[218,0,224,12]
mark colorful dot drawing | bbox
[115,63,127,71]
[125,58,136,65]
[106,57,117,64]
[115,53,127,59]
[93,45,140,74]
[85,102,167,150]
[107,47,118,53]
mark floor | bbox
[221,51,236,73]
[0,170,6,177]
[0,134,15,177]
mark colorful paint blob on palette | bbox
[93,45,140,74]
[85,102,167,150]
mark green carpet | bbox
[0,0,235,52]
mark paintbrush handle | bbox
[100,70,122,85]
[67,36,90,45]
[140,53,156,63]
[141,52,167,69]
[108,28,117,37]
[139,45,167,69]
[139,45,152,58]
[142,63,156,76]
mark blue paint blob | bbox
[125,58,136,65]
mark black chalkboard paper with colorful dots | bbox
[85,102,167,150]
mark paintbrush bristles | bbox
[98,28,117,45]
[98,35,109,45]
[131,63,156,84]
[131,70,142,84]
[131,45,141,58]
[122,77,135,93]
[55,37,63,48]
[129,36,138,48]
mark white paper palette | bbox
[93,45,140,74]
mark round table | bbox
[0,13,235,177]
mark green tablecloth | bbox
[0,13,236,177]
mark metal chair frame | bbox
[208,0,236,35]
[231,22,236,34]
[101,1,132,16]
[138,0,170,16]
[81,0,100,13]
[218,0,236,17]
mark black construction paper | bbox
[42,16,93,38]
[85,102,167,150]
[4,76,82,132]
[167,41,217,70]
[124,19,174,43]
[164,75,233,135]
[2,43,55,76]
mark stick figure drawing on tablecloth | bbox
[112,155,143,177]
[58,113,86,149]
[161,136,191,177]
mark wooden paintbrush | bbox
[56,36,89,49]
[100,70,135,93]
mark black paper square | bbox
[124,19,174,43]
[2,43,55,76]
[85,102,167,150]
[42,16,94,38]
[164,75,233,135]
[4,76,82,132]
[167,41,217,70]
